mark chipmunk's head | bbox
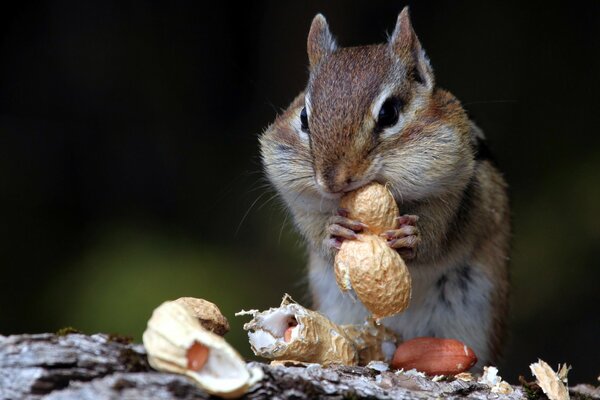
[261,7,474,208]
[304,7,472,199]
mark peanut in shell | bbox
[335,234,411,320]
[334,182,412,320]
[339,182,400,234]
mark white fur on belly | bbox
[309,251,493,367]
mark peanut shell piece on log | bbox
[240,295,358,366]
[530,360,570,400]
[336,235,411,320]
[143,301,262,398]
[174,297,230,336]
[341,320,399,365]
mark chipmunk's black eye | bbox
[300,107,309,132]
[376,98,401,129]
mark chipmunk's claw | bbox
[396,214,419,226]
[325,237,343,250]
[382,214,420,259]
[325,210,367,251]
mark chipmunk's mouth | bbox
[343,179,373,193]
[315,178,374,200]
[314,156,383,199]
[316,189,344,200]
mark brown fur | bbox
[259,7,510,366]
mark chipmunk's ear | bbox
[307,14,337,69]
[389,7,434,88]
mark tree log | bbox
[0,333,597,399]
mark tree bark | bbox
[0,333,597,399]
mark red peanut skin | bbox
[391,337,477,376]
[186,341,209,371]
[283,327,294,343]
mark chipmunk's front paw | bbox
[381,214,420,260]
[324,209,368,250]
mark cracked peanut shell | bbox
[341,320,399,365]
[143,300,262,398]
[240,295,358,366]
[174,297,230,336]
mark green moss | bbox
[55,326,82,336]
[519,375,543,400]
[107,333,133,344]
[571,394,593,400]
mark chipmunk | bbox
[260,7,510,367]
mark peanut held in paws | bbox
[336,235,411,319]
[334,182,412,320]
[339,182,401,235]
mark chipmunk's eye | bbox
[300,107,309,132]
[376,98,401,129]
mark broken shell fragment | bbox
[239,296,358,366]
[339,182,400,234]
[341,319,399,365]
[143,301,262,398]
[174,296,230,336]
[530,359,570,400]
[479,366,513,394]
[335,234,411,320]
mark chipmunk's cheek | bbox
[400,123,423,142]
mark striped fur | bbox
[259,7,510,367]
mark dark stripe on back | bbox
[448,174,477,239]
[474,136,497,164]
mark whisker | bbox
[283,174,314,185]
[263,159,313,169]
[235,191,270,236]
[278,210,290,245]
[256,193,280,212]
[247,181,274,194]
[463,99,517,107]
[241,169,266,177]
[291,184,312,206]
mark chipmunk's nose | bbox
[315,165,353,194]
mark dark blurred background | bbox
[1,0,598,384]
